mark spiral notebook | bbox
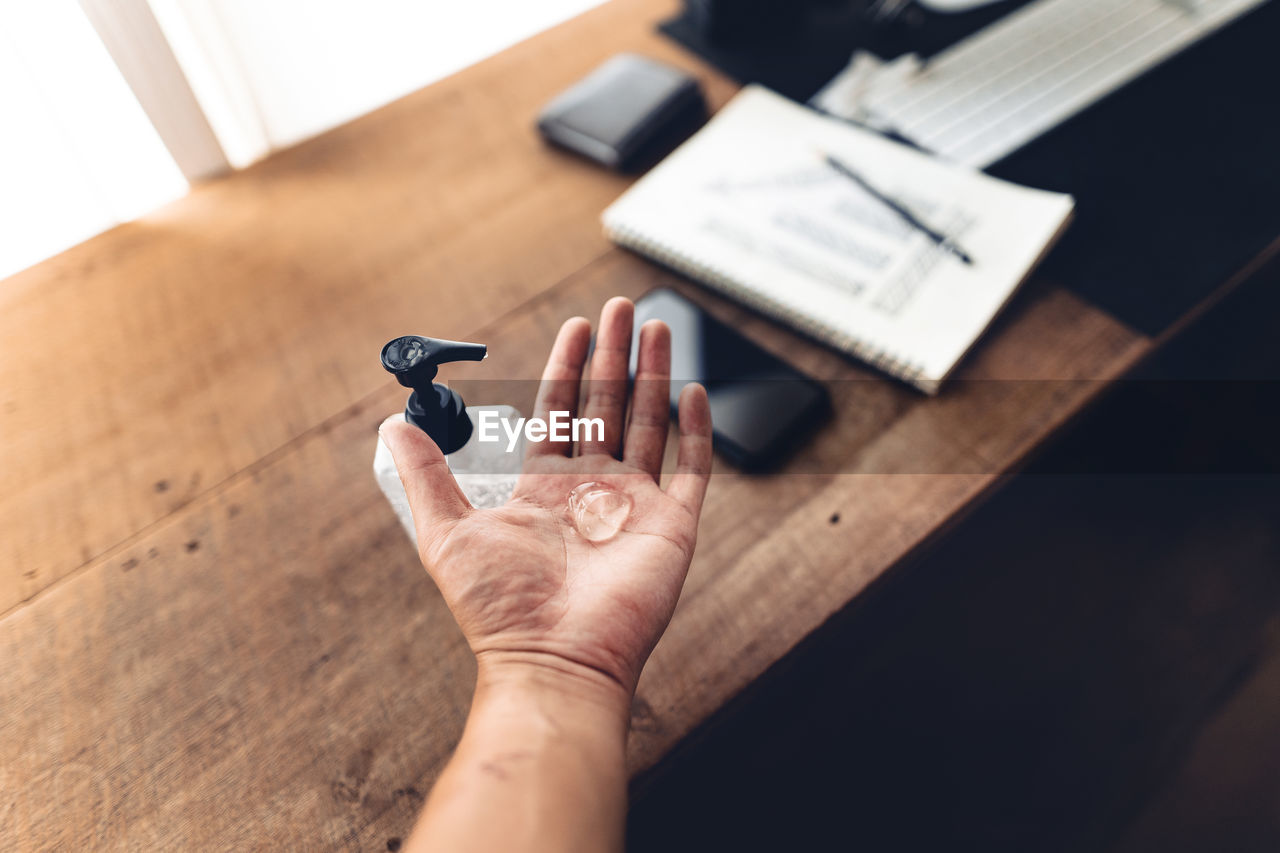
[602,86,1075,393]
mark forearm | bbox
[407,653,632,853]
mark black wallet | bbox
[537,54,707,172]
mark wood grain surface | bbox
[0,0,1163,848]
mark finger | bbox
[667,382,713,515]
[579,296,634,458]
[380,418,471,528]
[527,316,592,458]
[622,319,671,480]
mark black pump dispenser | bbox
[381,335,487,454]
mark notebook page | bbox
[603,86,1074,389]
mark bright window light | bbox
[0,0,187,282]
[148,0,607,151]
[1,0,606,282]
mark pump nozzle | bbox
[381,335,487,386]
[380,335,488,454]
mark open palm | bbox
[380,298,712,693]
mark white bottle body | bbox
[374,405,525,545]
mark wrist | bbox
[414,650,631,852]
[473,649,634,734]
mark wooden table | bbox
[1,0,1271,847]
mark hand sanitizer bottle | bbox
[373,335,525,543]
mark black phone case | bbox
[632,288,831,472]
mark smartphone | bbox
[631,288,831,471]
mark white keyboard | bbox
[816,0,1269,168]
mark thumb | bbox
[379,417,471,530]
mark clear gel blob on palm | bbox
[568,482,632,542]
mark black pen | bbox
[820,151,975,266]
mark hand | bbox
[380,297,713,700]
